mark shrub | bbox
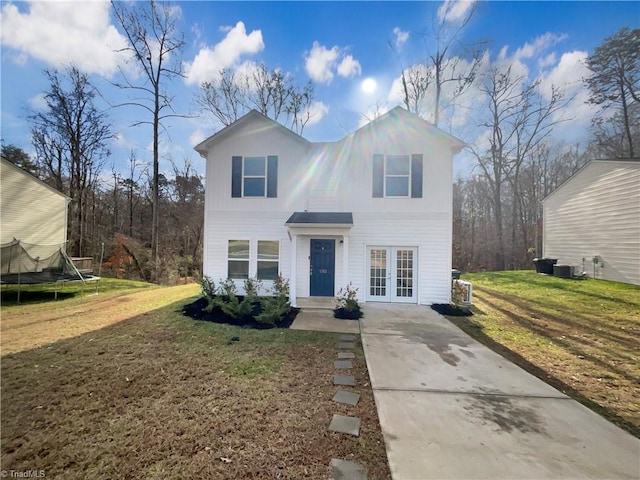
[334,283,363,319]
[201,276,216,300]
[255,274,291,326]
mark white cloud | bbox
[393,27,409,49]
[513,32,568,61]
[337,55,361,78]
[538,52,557,69]
[0,1,129,77]
[305,41,340,84]
[538,50,596,124]
[184,21,264,85]
[305,101,329,126]
[437,0,476,24]
[189,128,207,147]
[28,93,47,111]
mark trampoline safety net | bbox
[1,239,85,284]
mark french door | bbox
[367,246,417,303]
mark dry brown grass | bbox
[1,283,199,355]
[1,298,390,479]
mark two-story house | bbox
[195,106,465,307]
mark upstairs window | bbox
[373,153,423,198]
[232,156,278,198]
[385,155,410,197]
[243,156,266,196]
[228,240,249,279]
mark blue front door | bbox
[310,239,335,297]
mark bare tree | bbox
[197,63,317,134]
[111,0,186,281]
[471,65,568,270]
[399,2,482,126]
[30,66,112,256]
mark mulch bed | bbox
[431,303,473,316]
[182,296,299,328]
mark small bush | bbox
[255,274,291,326]
[334,283,363,319]
[201,276,216,300]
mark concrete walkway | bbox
[360,303,640,480]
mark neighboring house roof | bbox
[194,110,310,155]
[542,158,640,203]
[286,212,354,226]
[195,106,466,156]
[0,158,70,201]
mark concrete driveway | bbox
[360,303,640,480]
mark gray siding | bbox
[543,160,640,285]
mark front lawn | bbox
[0,301,390,479]
[450,271,640,437]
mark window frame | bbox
[256,240,280,281]
[227,239,250,279]
[242,156,267,197]
[384,154,411,198]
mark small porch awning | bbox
[285,212,353,228]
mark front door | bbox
[367,246,418,303]
[310,239,335,296]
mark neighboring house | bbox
[195,107,465,306]
[1,158,69,247]
[542,158,640,285]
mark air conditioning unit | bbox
[452,279,473,305]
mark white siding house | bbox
[543,159,640,285]
[195,107,465,306]
[1,158,69,246]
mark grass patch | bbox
[451,270,640,438]
[1,277,155,306]
[1,299,390,479]
[1,281,200,356]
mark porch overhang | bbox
[285,212,353,231]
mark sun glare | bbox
[361,77,377,95]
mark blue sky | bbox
[1,1,638,180]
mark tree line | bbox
[2,0,638,282]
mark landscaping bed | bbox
[182,296,299,328]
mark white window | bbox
[257,240,279,280]
[385,155,410,197]
[243,156,266,197]
[228,240,249,279]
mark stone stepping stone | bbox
[333,374,356,386]
[330,458,367,480]
[332,390,360,406]
[337,342,355,350]
[329,414,361,436]
[334,360,353,369]
[339,334,358,341]
[338,352,355,359]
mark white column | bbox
[342,235,349,288]
[289,233,297,307]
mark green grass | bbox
[451,270,640,437]
[1,277,156,306]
